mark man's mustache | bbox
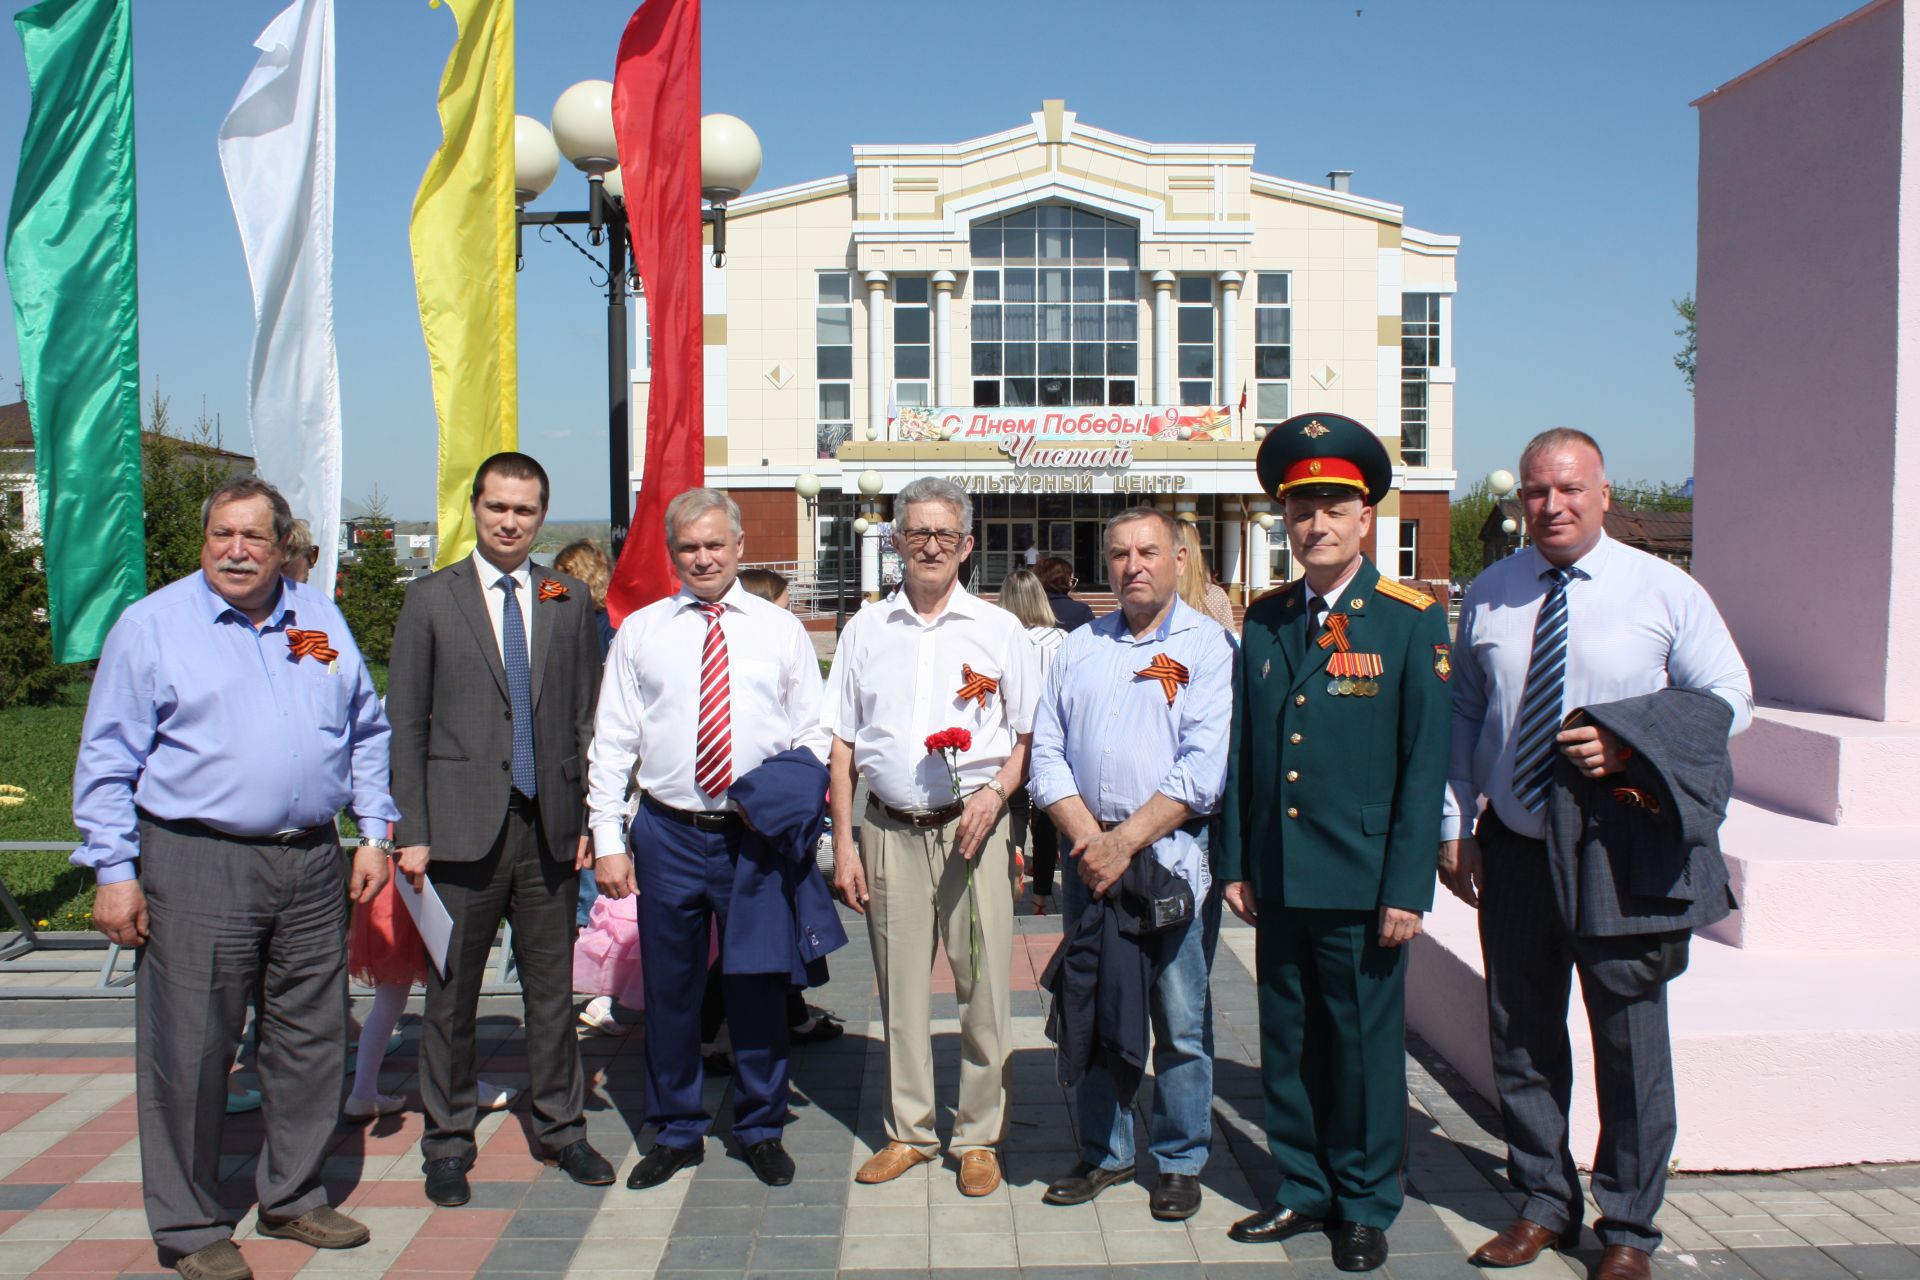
[213,559,258,574]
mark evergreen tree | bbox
[0,526,76,708]
[142,389,231,592]
[1674,294,1697,393]
[1449,476,1496,581]
[337,525,407,664]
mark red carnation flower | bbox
[924,727,973,754]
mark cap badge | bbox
[1308,459,1323,475]
[1302,419,1330,438]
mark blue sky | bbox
[1,0,1862,519]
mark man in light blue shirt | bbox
[73,476,396,1280]
[1029,506,1234,1224]
[1439,430,1751,1280]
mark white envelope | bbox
[394,873,454,980]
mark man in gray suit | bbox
[1440,430,1750,1280]
[388,452,614,1207]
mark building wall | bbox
[1401,490,1452,581]
[731,488,799,563]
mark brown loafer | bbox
[1592,1244,1652,1280]
[957,1149,1002,1197]
[855,1141,936,1184]
[1470,1217,1581,1268]
[173,1239,252,1280]
[255,1204,370,1250]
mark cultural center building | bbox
[644,101,1460,597]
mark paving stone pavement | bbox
[0,910,1913,1279]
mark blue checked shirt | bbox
[72,572,399,884]
[1029,598,1236,894]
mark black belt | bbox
[869,796,965,829]
[643,794,738,833]
[137,810,336,847]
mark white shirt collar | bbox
[675,578,749,612]
[471,549,533,592]
[1303,557,1364,610]
[1528,530,1612,582]
[883,580,979,625]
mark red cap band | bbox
[1278,455,1367,494]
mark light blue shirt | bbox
[72,572,399,884]
[1443,533,1752,842]
[1029,598,1236,894]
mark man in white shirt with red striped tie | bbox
[587,488,828,1192]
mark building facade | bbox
[638,102,1459,598]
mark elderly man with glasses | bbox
[827,477,1039,1197]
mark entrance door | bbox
[976,519,1035,592]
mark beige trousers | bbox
[859,800,1015,1154]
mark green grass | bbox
[0,664,391,930]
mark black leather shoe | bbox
[547,1139,615,1186]
[1331,1221,1388,1272]
[1041,1160,1135,1205]
[423,1157,470,1207]
[744,1138,795,1186]
[1150,1172,1202,1220]
[1228,1204,1325,1244]
[626,1142,704,1189]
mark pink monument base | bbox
[1406,0,1920,1174]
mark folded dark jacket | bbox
[1546,687,1736,937]
[724,748,849,983]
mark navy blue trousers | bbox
[634,804,790,1149]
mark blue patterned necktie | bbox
[1512,566,1574,812]
[499,575,537,798]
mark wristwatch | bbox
[982,779,1008,803]
[361,837,395,852]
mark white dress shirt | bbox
[470,549,533,660]
[1442,533,1753,842]
[588,580,828,857]
[829,583,1040,811]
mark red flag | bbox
[606,0,702,624]
[1238,382,1248,413]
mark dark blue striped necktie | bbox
[499,575,536,798]
[1512,566,1574,812]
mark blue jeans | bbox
[1059,849,1221,1174]
[576,867,599,929]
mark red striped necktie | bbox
[694,602,733,797]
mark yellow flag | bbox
[410,0,514,568]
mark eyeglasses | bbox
[901,528,965,550]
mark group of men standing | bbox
[73,411,1749,1280]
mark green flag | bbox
[6,0,144,663]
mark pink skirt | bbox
[347,873,430,989]
[573,895,646,1008]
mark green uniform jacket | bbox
[1220,557,1451,913]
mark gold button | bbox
[1285,770,1299,782]
[1294,694,1307,706]
[1289,733,1303,744]
[1286,806,1299,818]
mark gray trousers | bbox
[421,795,583,1165]
[135,818,348,1263]
[1478,816,1689,1253]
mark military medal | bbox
[1262,658,1271,680]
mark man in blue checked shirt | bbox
[72,476,397,1280]
[1029,505,1234,1225]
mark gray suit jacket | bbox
[1545,687,1736,937]
[387,556,602,861]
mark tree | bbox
[142,388,234,592]
[1449,476,1497,581]
[0,525,78,707]
[337,519,406,664]
[1612,479,1692,512]
[1674,294,1696,393]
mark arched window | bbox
[968,203,1139,408]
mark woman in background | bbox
[1034,555,1094,632]
[1174,519,1238,633]
[997,568,1064,914]
[553,539,616,657]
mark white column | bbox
[1248,502,1273,593]
[865,270,889,439]
[1217,271,1242,408]
[932,270,956,406]
[860,518,883,598]
[1151,270,1176,404]
[1375,515,1401,579]
[1221,502,1244,591]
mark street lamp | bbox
[794,471,820,607]
[1489,468,1524,554]
[515,84,762,559]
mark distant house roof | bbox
[1,400,255,466]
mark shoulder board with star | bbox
[1374,578,1436,611]
[1251,581,1297,608]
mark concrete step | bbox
[1406,892,1920,1171]
[1711,798,1920,951]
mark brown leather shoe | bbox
[255,1204,370,1250]
[1592,1244,1651,1280]
[1469,1217,1582,1267]
[855,1141,936,1184]
[957,1149,1002,1197]
[173,1239,252,1280]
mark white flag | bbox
[217,0,341,597]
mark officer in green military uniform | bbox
[1219,412,1452,1273]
